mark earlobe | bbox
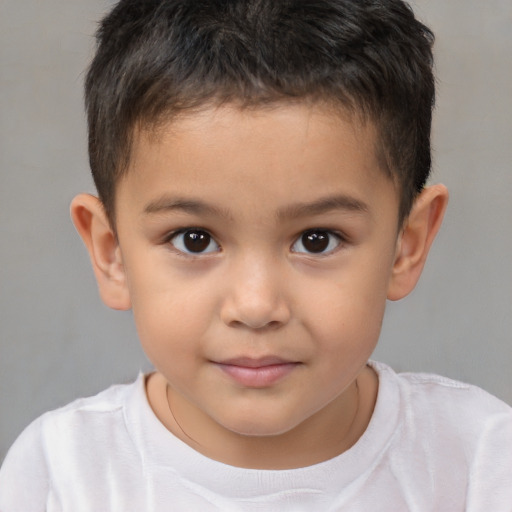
[387,184,449,301]
[70,194,131,310]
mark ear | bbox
[70,194,131,310]
[387,184,449,301]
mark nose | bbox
[220,254,291,330]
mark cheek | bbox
[132,294,204,382]
[126,268,214,355]
[303,260,391,354]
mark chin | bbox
[221,413,301,438]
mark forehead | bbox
[118,103,398,221]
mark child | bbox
[1,0,510,509]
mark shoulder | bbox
[0,375,145,508]
[43,375,138,418]
[367,362,512,508]
[369,360,512,461]
[2,376,141,454]
[370,361,512,506]
[32,376,142,447]
[42,374,147,440]
[371,360,512,423]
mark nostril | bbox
[228,318,284,331]
[266,320,283,330]
[219,269,292,329]
[222,301,291,330]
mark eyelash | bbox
[164,228,346,257]
[166,228,221,256]
[290,229,344,255]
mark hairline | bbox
[106,96,404,235]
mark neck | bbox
[147,366,377,470]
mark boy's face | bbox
[114,104,401,443]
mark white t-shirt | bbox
[1,361,511,511]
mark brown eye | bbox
[170,229,220,254]
[292,229,341,254]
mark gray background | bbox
[1,0,511,463]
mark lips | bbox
[215,356,300,388]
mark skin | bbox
[71,103,448,469]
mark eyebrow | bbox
[143,196,231,219]
[277,194,370,220]
[143,193,369,220]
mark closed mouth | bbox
[214,356,301,387]
[216,356,296,368]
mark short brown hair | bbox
[86,0,435,225]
